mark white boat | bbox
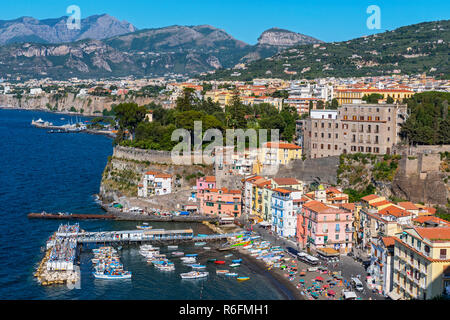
[137,223,152,230]
[172,251,184,256]
[229,263,241,268]
[190,264,206,269]
[216,270,230,274]
[195,242,207,246]
[93,271,132,280]
[225,273,238,277]
[181,257,196,264]
[180,271,209,279]
[203,247,211,250]
[167,245,178,250]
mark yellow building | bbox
[335,88,414,105]
[259,142,302,166]
[392,227,450,300]
[204,90,233,106]
[250,178,271,221]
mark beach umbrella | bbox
[315,276,324,281]
[299,279,305,283]
[328,290,335,296]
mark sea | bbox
[0,109,285,300]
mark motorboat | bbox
[167,245,178,250]
[216,270,230,275]
[190,264,206,269]
[203,247,211,250]
[225,273,238,277]
[229,263,241,268]
[137,223,152,230]
[232,259,242,263]
[181,257,196,264]
[214,260,225,265]
[195,242,207,246]
[93,270,132,280]
[237,277,250,282]
[180,271,208,279]
[172,251,184,256]
[185,254,198,257]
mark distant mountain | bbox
[0,14,137,45]
[239,27,323,63]
[257,27,323,47]
[204,20,450,80]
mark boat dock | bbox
[35,223,245,286]
[28,212,117,220]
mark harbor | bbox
[35,222,247,287]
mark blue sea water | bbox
[0,109,284,300]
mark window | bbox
[335,224,340,232]
[335,234,339,240]
[440,249,447,260]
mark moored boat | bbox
[214,260,225,265]
[237,277,250,282]
[216,270,230,274]
[190,264,206,269]
[195,242,207,246]
[180,271,208,279]
[229,263,241,268]
[225,273,238,277]
[232,259,242,263]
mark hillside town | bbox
[3,70,450,302]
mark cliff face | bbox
[100,146,214,206]
[0,93,156,116]
[257,28,323,47]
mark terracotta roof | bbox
[203,176,216,182]
[397,202,419,211]
[381,236,396,247]
[272,188,293,194]
[370,200,392,208]
[303,200,330,213]
[361,194,381,201]
[340,203,355,211]
[414,227,450,242]
[413,215,450,226]
[265,142,301,150]
[379,205,407,216]
[155,173,172,179]
[272,177,300,186]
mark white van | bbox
[343,291,357,300]
[351,277,364,292]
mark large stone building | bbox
[301,104,408,158]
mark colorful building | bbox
[391,227,450,300]
[138,171,172,197]
[271,188,303,238]
[197,187,242,218]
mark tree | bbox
[362,93,384,104]
[113,102,147,139]
[225,89,247,129]
[176,88,197,112]
[386,95,394,104]
[330,98,339,109]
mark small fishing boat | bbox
[167,245,178,250]
[155,264,175,271]
[214,260,225,265]
[137,224,152,230]
[172,251,184,256]
[190,264,206,269]
[180,271,209,279]
[93,271,132,280]
[185,254,198,257]
[224,254,233,258]
[237,277,250,282]
[225,273,238,277]
[229,263,241,268]
[203,247,211,250]
[181,257,196,264]
[195,242,207,246]
[207,258,217,263]
[232,259,242,263]
[216,270,230,274]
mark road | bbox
[252,224,385,300]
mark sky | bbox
[0,0,449,44]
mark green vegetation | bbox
[400,92,450,145]
[362,93,384,104]
[203,20,450,80]
[114,88,299,150]
[435,206,450,222]
[344,184,376,203]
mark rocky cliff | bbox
[0,93,156,116]
[0,14,136,45]
[257,27,322,47]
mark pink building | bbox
[196,176,216,191]
[297,200,353,254]
[197,187,242,218]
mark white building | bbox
[271,187,303,238]
[30,88,43,95]
[138,171,172,197]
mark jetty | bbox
[28,212,116,220]
[35,223,246,287]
